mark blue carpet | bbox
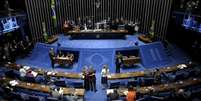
[16,43,78,73]
[52,35,145,49]
[16,35,190,72]
[139,42,171,68]
[14,34,191,101]
[78,49,116,73]
[16,43,55,68]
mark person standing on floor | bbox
[115,52,123,73]
[89,66,97,92]
[101,64,110,89]
[82,66,89,91]
[49,48,55,69]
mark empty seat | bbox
[54,80,66,87]
[143,78,155,86]
[47,97,59,101]
[25,76,36,83]
[175,73,185,80]
[28,95,44,101]
[11,92,22,101]
[127,79,138,87]
[109,81,121,89]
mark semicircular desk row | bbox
[1,76,201,97]
[107,77,201,96]
[0,77,85,96]
[4,63,194,81]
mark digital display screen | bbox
[0,17,19,34]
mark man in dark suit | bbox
[89,66,97,92]
[115,52,123,73]
[82,66,89,91]
[49,48,55,69]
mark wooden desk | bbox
[122,56,141,66]
[46,35,58,44]
[4,63,191,80]
[67,29,131,39]
[107,77,201,96]
[54,56,74,65]
[1,77,85,96]
[108,71,145,80]
[108,64,191,80]
[47,71,83,79]
[138,34,152,43]
[4,63,83,80]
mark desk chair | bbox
[47,97,59,101]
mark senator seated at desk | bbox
[54,52,74,66]
[122,56,141,67]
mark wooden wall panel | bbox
[25,0,172,42]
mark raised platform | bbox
[54,35,145,49]
[16,34,189,73]
[66,29,132,39]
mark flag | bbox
[51,0,57,28]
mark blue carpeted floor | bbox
[15,34,190,101]
[52,35,145,49]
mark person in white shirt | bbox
[101,65,110,88]
[19,68,26,80]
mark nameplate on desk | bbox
[107,89,114,94]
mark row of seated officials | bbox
[49,48,75,69]
[107,86,201,101]
[1,62,200,99]
[3,65,74,86]
[106,64,201,101]
[0,36,34,65]
[0,81,83,101]
[108,63,201,88]
[63,17,138,33]
[5,67,199,101]
[0,68,84,101]
[4,62,201,88]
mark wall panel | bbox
[25,0,172,42]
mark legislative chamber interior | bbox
[0,0,201,101]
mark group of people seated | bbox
[57,50,74,60]
[82,65,97,92]
[0,36,34,65]
[49,48,75,69]
[4,65,39,83]
[0,66,84,101]
[108,86,136,101]
[63,17,139,33]
[106,63,201,101]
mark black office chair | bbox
[143,78,155,86]
[11,92,22,101]
[127,79,138,87]
[27,95,41,101]
[54,80,66,87]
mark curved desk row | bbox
[108,63,192,80]
[107,77,201,95]
[1,77,85,96]
[4,63,83,80]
